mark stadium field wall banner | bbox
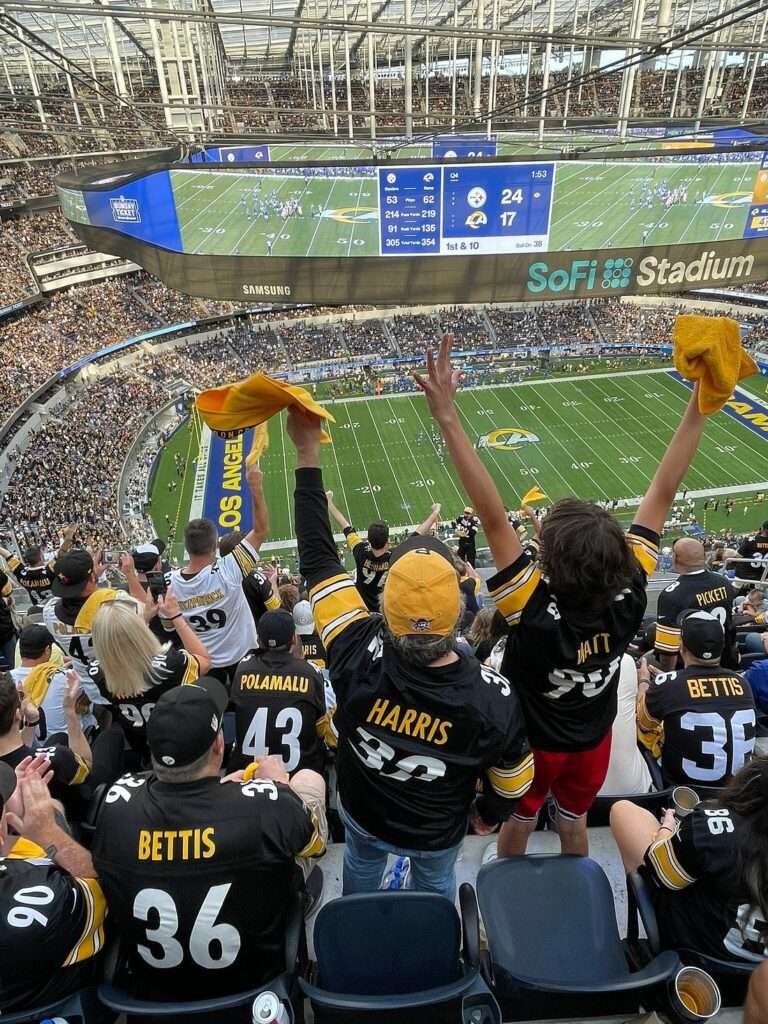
[201,426,255,536]
[56,224,768,305]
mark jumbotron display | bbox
[56,143,768,304]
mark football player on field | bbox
[415,334,709,858]
[287,407,532,899]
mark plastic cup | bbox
[672,786,701,818]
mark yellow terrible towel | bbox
[196,372,335,442]
[673,314,758,415]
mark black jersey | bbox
[738,532,768,581]
[343,527,390,611]
[5,554,55,606]
[296,468,533,851]
[88,646,200,754]
[230,649,335,774]
[644,803,768,963]
[638,665,756,787]
[0,572,14,644]
[300,631,327,671]
[656,570,736,664]
[1,742,89,791]
[92,772,323,1000]
[452,514,480,540]
[487,524,659,752]
[0,848,106,1011]
[242,568,280,626]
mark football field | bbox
[149,368,768,556]
[171,157,758,258]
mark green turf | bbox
[170,157,758,258]
[146,420,200,551]
[149,368,768,559]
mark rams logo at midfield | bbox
[476,428,541,451]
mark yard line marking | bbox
[346,177,366,257]
[180,172,246,233]
[276,411,294,540]
[383,396,436,504]
[407,395,466,505]
[360,397,411,513]
[324,417,355,524]
[337,403,383,518]
[558,165,650,250]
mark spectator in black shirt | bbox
[219,530,280,627]
[0,573,16,669]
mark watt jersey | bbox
[343,527,390,612]
[638,666,756,787]
[488,524,660,752]
[92,772,324,1000]
[89,646,200,755]
[170,540,260,668]
[644,803,768,963]
[656,570,736,664]
[230,649,335,774]
[738,532,768,581]
[4,554,55,605]
[0,851,106,1012]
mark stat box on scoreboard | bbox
[378,166,442,255]
[440,163,555,254]
[433,136,498,159]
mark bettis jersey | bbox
[230,650,335,773]
[656,571,736,662]
[92,773,324,999]
[738,532,768,581]
[5,555,55,605]
[89,646,200,754]
[0,850,106,1012]
[343,527,390,612]
[488,524,660,751]
[644,803,768,963]
[170,540,260,667]
[638,666,756,787]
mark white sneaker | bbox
[482,840,499,865]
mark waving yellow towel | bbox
[673,314,758,415]
[196,372,335,441]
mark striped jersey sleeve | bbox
[309,573,369,650]
[655,622,681,655]
[644,819,698,891]
[485,751,534,801]
[343,526,363,550]
[626,523,661,578]
[62,877,108,966]
[486,553,543,628]
[220,539,260,584]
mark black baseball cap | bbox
[151,538,167,556]
[132,543,160,574]
[147,676,228,768]
[679,609,724,661]
[19,624,56,659]
[0,762,16,815]
[52,550,94,598]
[258,609,296,650]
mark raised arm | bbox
[57,523,79,557]
[243,465,269,552]
[634,384,707,537]
[414,336,522,572]
[414,503,441,536]
[119,552,152,610]
[63,672,93,771]
[157,589,212,675]
[325,491,352,532]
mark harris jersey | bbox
[655,570,736,663]
[230,649,336,774]
[92,772,324,1000]
[296,467,533,851]
[488,524,660,752]
[4,555,55,606]
[0,851,106,1012]
[738,532,768,581]
[644,803,767,963]
[300,631,327,671]
[342,527,390,612]
[170,540,260,668]
[637,665,756,787]
[88,645,200,754]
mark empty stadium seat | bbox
[477,855,680,1020]
[299,885,501,1023]
[0,988,107,1024]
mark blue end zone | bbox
[668,370,768,440]
[202,428,255,535]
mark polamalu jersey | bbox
[170,540,260,668]
[230,649,336,774]
[4,554,55,605]
[296,467,533,851]
[644,803,768,963]
[638,665,756,787]
[301,631,327,671]
[242,568,280,626]
[488,524,659,752]
[655,570,736,664]
[88,646,200,754]
[342,527,390,612]
[738,532,768,581]
[92,772,324,1000]
[0,850,106,1012]
[452,514,480,540]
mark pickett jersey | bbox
[738,532,768,581]
[0,850,106,1012]
[170,540,260,668]
[637,665,756,787]
[89,645,200,755]
[4,554,55,605]
[342,526,390,612]
[487,524,659,752]
[230,649,336,774]
[242,568,281,626]
[643,803,768,963]
[655,570,737,664]
[92,772,324,1000]
[296,468,533,851]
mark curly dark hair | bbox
[719,757,768,948]
[538,498,638,612]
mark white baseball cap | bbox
[293,600,315,636]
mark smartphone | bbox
[145,571,167,600]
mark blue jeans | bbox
[338,801,461,900]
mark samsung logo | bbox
[241,284,293,296]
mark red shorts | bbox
[514,732,612,822]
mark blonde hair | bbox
[92,600,163,699]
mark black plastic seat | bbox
[587,786,672,827]
[477,855,680,1020]
[0,988,108,1024]
[299,884,500,1023]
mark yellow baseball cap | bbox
[382,535,460,638]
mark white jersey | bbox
[170,540,259,668]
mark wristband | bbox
[168,613,184,621]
